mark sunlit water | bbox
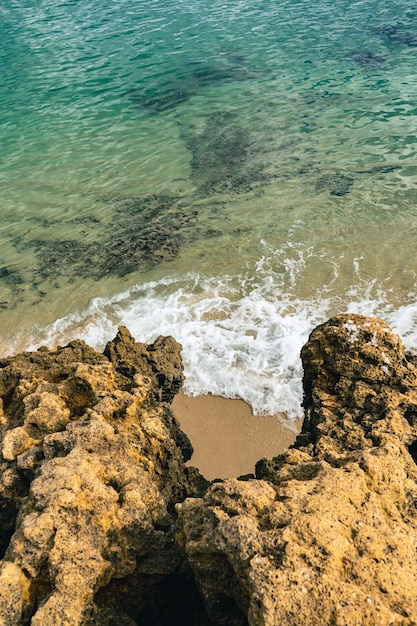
[2,0,417,418]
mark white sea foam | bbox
[4,250,417,421]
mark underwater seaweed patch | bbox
[13,195,199,286]
[355,164,401,175]
[128,60,255,113]
[0,266,24,287]
[129,86,190,113]
[106,194,198,276]
[0,264,26,312]
[349,51,386,69]
[315,173,354,197]
[181,111,270,196]
[30,239,96,282]
[372,25,417,47]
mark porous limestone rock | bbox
[0,327,206,625]
[3,315,417,626]
[176,314,417,626]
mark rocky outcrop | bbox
[176,315,417,625]
[0,328,208,625]
[3,315,417,625]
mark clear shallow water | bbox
[2,0,417,418]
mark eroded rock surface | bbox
[176,315,417,625]
[3,315,417,626]
[0,327,207,625]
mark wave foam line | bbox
[4,265,417,420]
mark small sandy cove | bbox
[172,391,302,481]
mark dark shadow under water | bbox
[128,58,258,113]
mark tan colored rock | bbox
[24,389,71,437]
[0,562,31,624]
[2,427,40,462]
[4,315,417,626]
[176,315,417,625]
[0,328,205,625]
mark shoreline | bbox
[172,390,302,480]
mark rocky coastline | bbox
[1,315,417,625]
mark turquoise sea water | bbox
[2,0,417,418]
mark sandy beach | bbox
[172,390,302,480]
